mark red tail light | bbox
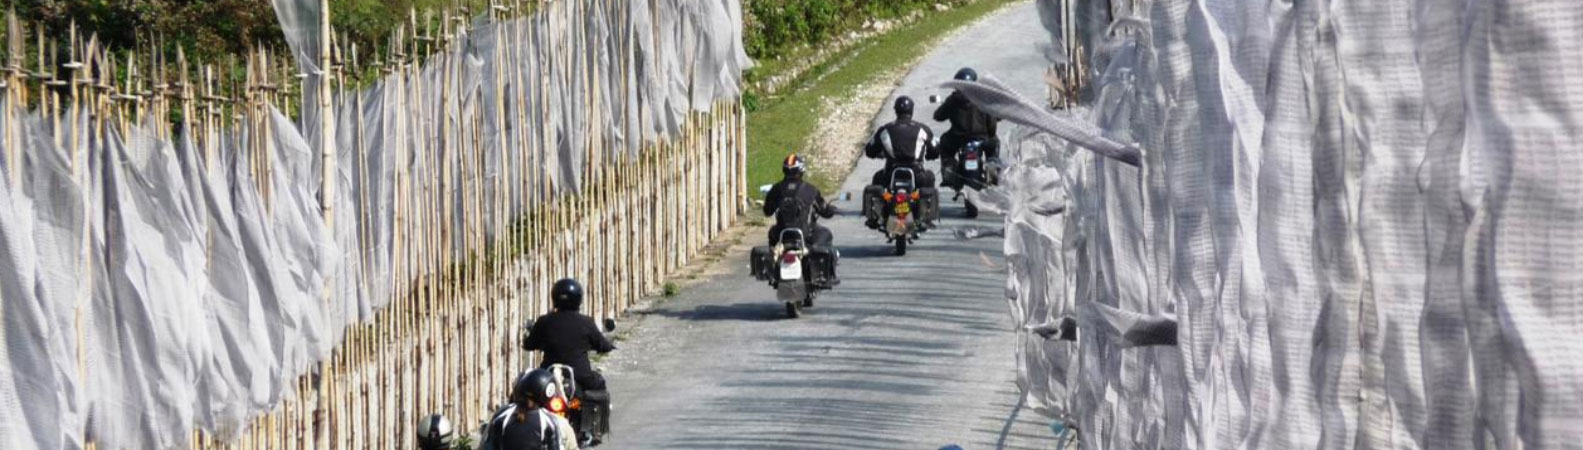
[782,253,799,263]
[548,397,567,413]
[966,152,979,160]
[895,192,910,203]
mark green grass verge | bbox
[743,0,1018,196]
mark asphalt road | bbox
[599,3,1052,449]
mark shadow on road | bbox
[648,302,788,322]
[837,244,902,259]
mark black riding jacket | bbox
[523,310,615,386]
[932,91,999,139]
[763,177,836,225]
[485,404,560,450]
[865,117,937,165]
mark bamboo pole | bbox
[3,11,18,190]
[317,0,336,225]
[0,2,754,448]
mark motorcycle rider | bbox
[763,154,839,284]
[521,278,615,447]
[863,96,939,229]
[417,413,456,450]
[932,67,1001,216]
[482,369,580,450]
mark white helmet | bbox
[416,413,455,450]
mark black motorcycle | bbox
[863,166,937,256]
[750,228,836,317]
[953,138,1000,218]
[519,318,618,447]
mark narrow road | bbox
[600,3,1051,448]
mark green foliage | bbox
[743,0,957,61]
[742,91,762,112]
[743,0,1013,193]
[454,434,477,450]
[12,0,282,63]
[662,282,680,298]
[5,0,488,69]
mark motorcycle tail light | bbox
[782,253,798,263]
[896,192,910,202]
[548,397,567,414]
[966,152,978,160]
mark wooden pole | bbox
[318,0,336,225]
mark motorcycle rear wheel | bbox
[785,301,801,318]
[895,238,908,256]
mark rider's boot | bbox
[826,250,841,286]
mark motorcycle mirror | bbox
[602,318,618,333]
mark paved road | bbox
[600,3,1052,449]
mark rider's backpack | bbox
[774,183,814,230]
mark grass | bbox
[744,0,1018,196]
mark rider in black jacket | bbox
[864,96,939,228]
[523,279,615,390]
[932,67,1000,190]
[763,154,837,249]
[763,154,839,284]
[521,278,613,447]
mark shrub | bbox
[742,0,966,61]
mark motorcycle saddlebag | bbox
[862,185,885,226]
[804,249,835,286]
[918,187,941,223]
[750,245,775,280]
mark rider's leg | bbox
[812,224,833,249]
[766,224,783,247]
[575,372,611,445]
[941,153,961,191]
[936,134,963,190]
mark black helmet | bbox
[893,96,914,117]
[782,154,806,177]
[416,413,455,450]
[552,278,583,311]
[954,67,978,81]
[511,369,558,407]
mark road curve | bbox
[600,3,1051,449]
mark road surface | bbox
[600,3,1052,448]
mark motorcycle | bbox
[878,167,923,256]
[750,227,834,318]
[520,318,618,447]
[953,138,1000,218]
[928,94,1001,218]
[544,363,610,447]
